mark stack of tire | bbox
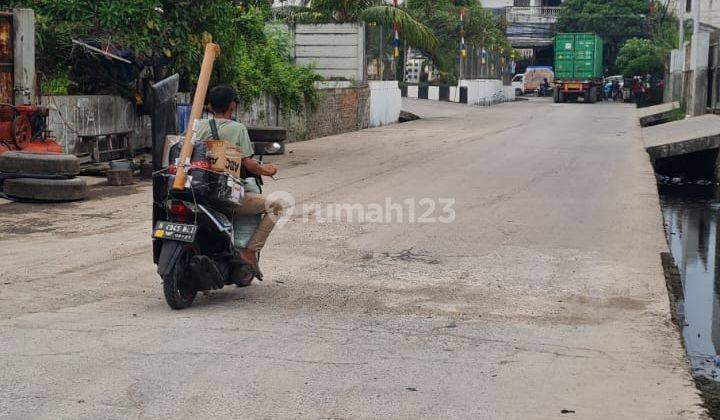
[0,151,87,202]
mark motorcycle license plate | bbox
[153,221,198,243]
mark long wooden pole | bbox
[172,42,220,191]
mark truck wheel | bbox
[162,243,198,310]
[0,151,80,176]
[2,177,87,202]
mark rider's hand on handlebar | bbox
[262,163,278,177]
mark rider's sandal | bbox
[238,249,264,281]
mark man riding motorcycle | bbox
[195,85,283,283]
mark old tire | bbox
[0,151,80,176]
[2,177,87,202]
[246,126,287,143]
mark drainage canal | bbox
[657,149,720,416]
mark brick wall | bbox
[179,83,371,143]
[305,85,370,140]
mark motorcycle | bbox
[536,85,553,97]
[148,75,284,310]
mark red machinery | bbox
[0,104,62,154]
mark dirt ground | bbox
[0,98,707,419]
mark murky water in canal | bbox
[660,184,720,379]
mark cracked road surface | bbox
[0,98,706,419]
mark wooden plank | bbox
[0,13,12,104]
[172,43,219,190]
[295,45,357,58]
[0,70,12,104]
[0,14,11,62]
[295,34,358,46]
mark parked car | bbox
[512,73,524,96]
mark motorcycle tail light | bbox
[168,201,191,218]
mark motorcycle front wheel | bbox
[162,243,198,310]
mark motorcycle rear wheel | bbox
[162,244,198,310]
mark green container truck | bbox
[553,33,604,103]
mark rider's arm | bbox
[242,157,277,177]
[233,123,277,177]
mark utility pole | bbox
[678,0,684,49]
[689,0,708,116]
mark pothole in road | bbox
[371,248,441,265]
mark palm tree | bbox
[359,3,438,52]
[282,0,438,52]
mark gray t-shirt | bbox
[194,118,254,158]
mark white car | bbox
[605,75,624,88]
[512,73,524,96]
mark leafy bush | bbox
[556,0,678,73]
[4,0,319,110]
[615,38,665,77]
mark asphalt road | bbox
[0,98,706,419]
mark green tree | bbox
[555,0,648,69]
[281,0,438,52]
[3,0,320,110]
[615,37,664,77]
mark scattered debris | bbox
[399,110,421,123]
[381,248,439,265]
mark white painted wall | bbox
[407,85,419,98]
[292,23,365,81]
[503,85,517,101]
[449,86,459,102]
[369,81,401,127]
[428,86,440,101]
[460,79,514,105]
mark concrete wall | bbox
[183,83,371,142]
[460,79,516,105]
[40,95,150,154]
[291,23,365,81]
[404,80,515,105]
[369,81,401,127]
[46,83,372,156]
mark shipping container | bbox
[553,33,604,103]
